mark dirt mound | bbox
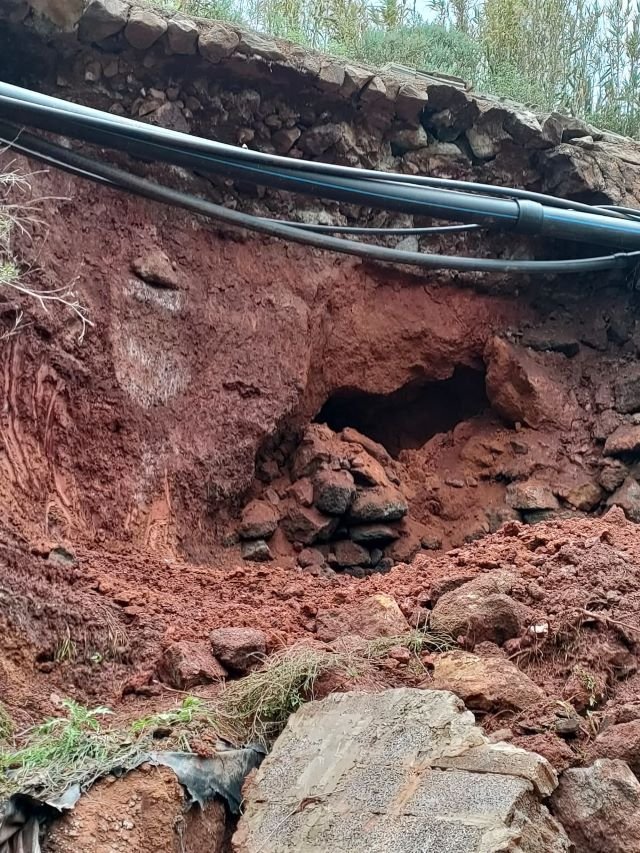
[0,508,638,776]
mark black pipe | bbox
[2,121,637,275]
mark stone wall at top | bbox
[2,0,640,217]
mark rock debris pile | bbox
[238,424,434,574]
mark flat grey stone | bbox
[233,689,569,852]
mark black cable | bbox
[2,122,638,275]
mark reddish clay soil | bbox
[2,142,640,779]
[1,506,639,774]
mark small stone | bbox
[287,478,313,507]
[395,82,429,122]
[432,650,546,712]
[124,7,167,49]
[318,62,345,89]
[604,424,640,456]
[131,251,178,289]
[506,481,559,511]
[241,539,272,562]
[330,540,370,568]
[340,427,392,465]
[272,127,301,154]
[566,481,604,511]
[349,524,400,544]
[550,759,640,853]
[298,123,343,156]
[598,459,629,492]
[210,627,267,673]
[198,22,240,63]
[360,75,387,103]
[348,485,408,523]
[349,452,389,487]
[340,65,373,97]
[389,125,429,153]
[84,60,102,82]
[297,548,325,569]
[281,504,339,545]
[316,593,409,642]
[313,469,356,515]
[485,336,572,428]
[614,366,640,413]
[79,0,129,42]
[166,13,198,54]
[159,641,227,690]
[607,477,640,522]
[237,30,285,61]
[431,571,534,645]
[239,500,279,540]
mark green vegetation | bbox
[0,630,452,799]
[149,0,640,138]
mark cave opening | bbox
[315,366,489,457]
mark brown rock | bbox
[159,640,227,690]
[384,519,423,565]
[315,593,409,642]
[348,485,408,523]
[198,22,239,63]
[605,425,640,456]
[550,759,640,853]
[287,477,314,507]
[329,539,370,567]
[485,336,573,428]
[313,469,356,515]
[210,627,267,673]
[239,500,279,540]
[566,481,604,511]
[166,14,198,54]
[598,459,629,492]
[78,0,129,42]
[395,82,429,122]
[272,127,301,154]
[506,480,560,511]
[340,427,392,465]
[592,720,640,775]
[349,451,390,487]
[430,571,534,644]
[513,733,577,773]
[241,539,273,562]
[131,251,178,289]
[431,650,546,712]
[297,547,325,568]
[291,424,334,479]
[281,504,339,544]
[607,477,640,522]
[124,7,167,49]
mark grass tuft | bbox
[0,629,454,799]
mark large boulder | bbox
[233,689,569,852]
[550,759,640,852]
[348,485,408,523]
[239,500,279,540]
[159,640,227,690]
